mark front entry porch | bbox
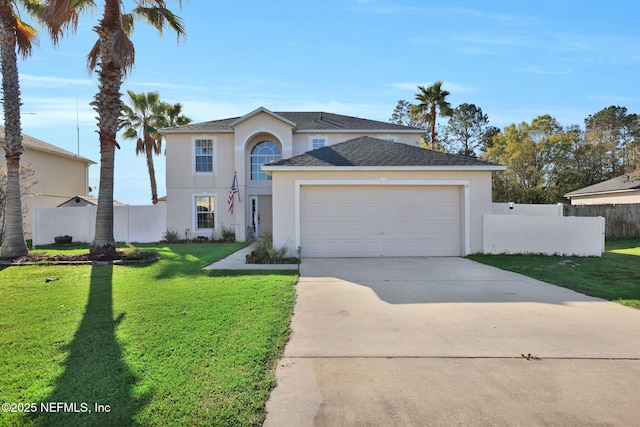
[248,195,273,240]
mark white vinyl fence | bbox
[492,203,564,217]
[483,214,605,257]
[32,205,166,246]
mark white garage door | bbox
[300,185,462,257]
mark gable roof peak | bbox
[228,106,296,128]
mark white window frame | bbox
[193,137,216,174]
[310,136,327,150]
[250,140,281,181]
[193,194,216,232]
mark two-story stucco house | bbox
[0,126,95,239]
[162,107,504,257]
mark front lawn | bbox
[468,239,640,309]
[0,243,297,426]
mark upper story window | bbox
[311,137,326,150]
[251,141,281,181]
[195,138,214,173]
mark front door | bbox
[249,196,273,238]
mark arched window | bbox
[251,141,281,180]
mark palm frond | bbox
[111,28,135,74]
[120,12,134,35]
[42,0,95,43]
[14,17,38,58]
[130,4,186,41]
[135,137,145,155]
[86,38,100,72]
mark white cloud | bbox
[20,74,94,88]
[515,65,574,75]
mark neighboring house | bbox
[57,195,125,207]
[565,172,640,205]
[162,107,504,257]
[0,126,95,238]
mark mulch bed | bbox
[1,251,158,265]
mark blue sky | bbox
[9,0,640,204]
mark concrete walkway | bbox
[264,257,640,426]
[203,243,298,270]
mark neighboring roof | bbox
[262,137,505,170]
[57,195,125,207]
[565,172,640,197]
[161,107,423,134]
[0,125,96,165]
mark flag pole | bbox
[235,171,241,202]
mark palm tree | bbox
[120,90,191,205]
[0,1,90,258]
[46,0,185,256]
[0,0,34,258]
[161,100,191,129]
[410,81,453,150]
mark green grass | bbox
[0,243,298,427]
[468,239,640,309]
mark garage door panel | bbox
[300,185,462,257]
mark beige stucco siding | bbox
[291,132,421,155]
[164,114,297,241]
[0,144,91,237]
[232,113,294,153]
[569,191,640,205]
[165,133,235,188]
[270,169,493,256]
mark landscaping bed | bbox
[1,242,159,265]
[245,235,299,265]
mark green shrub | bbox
[249,235,297,264]
[219,227,236,243]
[162,229,180,243]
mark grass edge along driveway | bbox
[0,243,298,427]
[468,238,640,310]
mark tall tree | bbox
[410,81,453,150]
[483,115,574,203]
[0,0,34,257]
[120,90,190,205]
[0,1,89,258]
[0,164,36,247]
[47,0,186,256]
[0,0,70,257]
[389,99,424,129]
[584,106,640,177]
[443,103,490,157]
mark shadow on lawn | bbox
[33,264,151,427]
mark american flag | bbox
[228,173,238,213]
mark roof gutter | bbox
[261,164,506,177]
[564,188,640,198]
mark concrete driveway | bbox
[264,257,640,426]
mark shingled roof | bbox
[162,109,422,133]
[0,125,95,164]
[262,137,504,169]
[565,172,640,197]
